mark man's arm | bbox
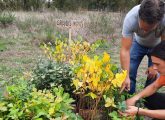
[120,37,132,92]
[126,81,160,106]
[161,35,165,41]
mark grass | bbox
[0,38,15,51]
[0,41,7,52]
[0,19,43,79]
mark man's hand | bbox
[120,77,130,93]
[146,66,157,80]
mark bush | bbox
[0,76,33,100]
[31,59,74,94]
[0,78,82,119]
[0,12,15,26]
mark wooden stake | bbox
[69,28,72,45]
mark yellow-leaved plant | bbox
[41,37,97,64]
[72,52,127,119]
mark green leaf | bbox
[117,101,127,112]
[7,103,13,108]
[0,106,7,112]
[109,111,121,120]
[54,117,62,120]
[34,118,43,120]
[33,111,50,119]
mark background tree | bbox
[0,0,141,11]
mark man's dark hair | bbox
[139,0,164,24]
[151,41,165,60]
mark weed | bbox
[0,12,15,26]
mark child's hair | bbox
[151,40,165,60]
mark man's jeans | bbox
[129,40,153,94]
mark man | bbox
[120,0,165,94]
[123,41,165,119]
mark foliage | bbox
[0,77,33,119]
[42,35,130,119]
[0,0,140,11]
[109,111,133,120]
[108,95,132,120]
[6,78,33,101]
[42,36,98,64]
[0,0,44,11]
[108,92,145,120]
[72,52,126,100]
[0,77,82,120]
[0,12,15,26]
[72,52,127,119]
[91,39,109,49]
[43,28,56,45]
[52,0,81,11]
[31,59,74,94]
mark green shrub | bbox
[0,76,33,100]
[31,59,74,94]
[0,12,15,26]
[6,78,33,101]
[0,78,82,119]
[40,31,68,46]
[40,28,56,46]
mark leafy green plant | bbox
[91,39,109,49]
[109,111,134,120]
[0,77,33,119]
[0,12,15,26]
[6,79,33,101]
[0,77,82,120]
[109,111,122,120]
[44,28,55,44]
[31,59,74,94]
[0,76,33,100]
[20,87,82,119]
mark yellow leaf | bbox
[78,82,83,87]
[105,97,116,108]
[89,92,97,99]
[82,55,90,62]
[112,70,127,88]
[49,108,54,115]
[92,78,98,87]
[73,79,79,90]
[89,66,94,74]
[105,64,111,71]
[102,52,110,63]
